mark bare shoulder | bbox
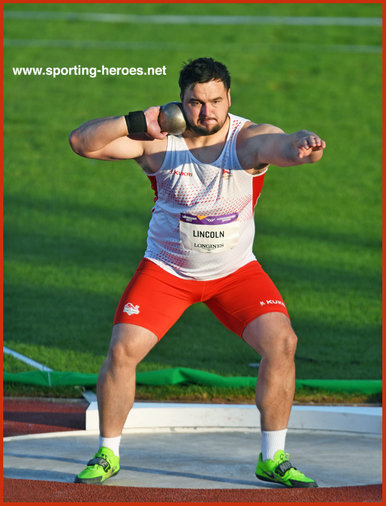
[239,121,285,140]
[236,122,284,174]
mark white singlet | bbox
[143,113,268,280]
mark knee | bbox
[278,329,297,358]
[106,324,158,369]
[244,314,298,360]
[249,325,297,361]
[108,338,137,367]
[107,327,141,368]
[264,327,297,361]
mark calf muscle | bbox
[97,324,158,437]
[243,313,297,430]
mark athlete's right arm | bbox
[69,107,166,160]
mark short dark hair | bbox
[179,57,231,96]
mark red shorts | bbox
[114,258,289,340]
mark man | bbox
[69,57,325,488]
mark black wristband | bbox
[124,111,147,134]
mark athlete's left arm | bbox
[240,123,326,167]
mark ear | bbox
[227,88,231,107]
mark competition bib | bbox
[180,213,239,254]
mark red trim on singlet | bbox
[147,175,158,204]
[252,173,266,210]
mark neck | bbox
[183,115,230,147]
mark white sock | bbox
[261,429,288,461]
[99,435,121,457]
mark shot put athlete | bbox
[69,57,326,487]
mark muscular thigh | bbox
[204,260,290,337]
[113,258,202,340]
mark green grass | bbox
[3,3,382,401]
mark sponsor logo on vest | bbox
[170,169,193,177]
[123,303,140,316]
[192,230,225,238]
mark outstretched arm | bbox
[69,107,166,160]
[240,124,326,168]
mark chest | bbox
[156,161,250,210]
[184,140,226,165]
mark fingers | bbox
[300,135,325,149]
[144,106,167,140]
[297,132,326,158]
[149,128,168,140]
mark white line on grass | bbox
[4,39,382,55]
[4,345,96,402]
[3,11,382,27]
[3,346,53,372]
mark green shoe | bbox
[75,446,120,484]
[256,450,318,488]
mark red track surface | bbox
[3,398,383,503]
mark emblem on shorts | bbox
[123,303,140,316]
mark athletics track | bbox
[3,398,382,503]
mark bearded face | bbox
[181,80,231,137]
